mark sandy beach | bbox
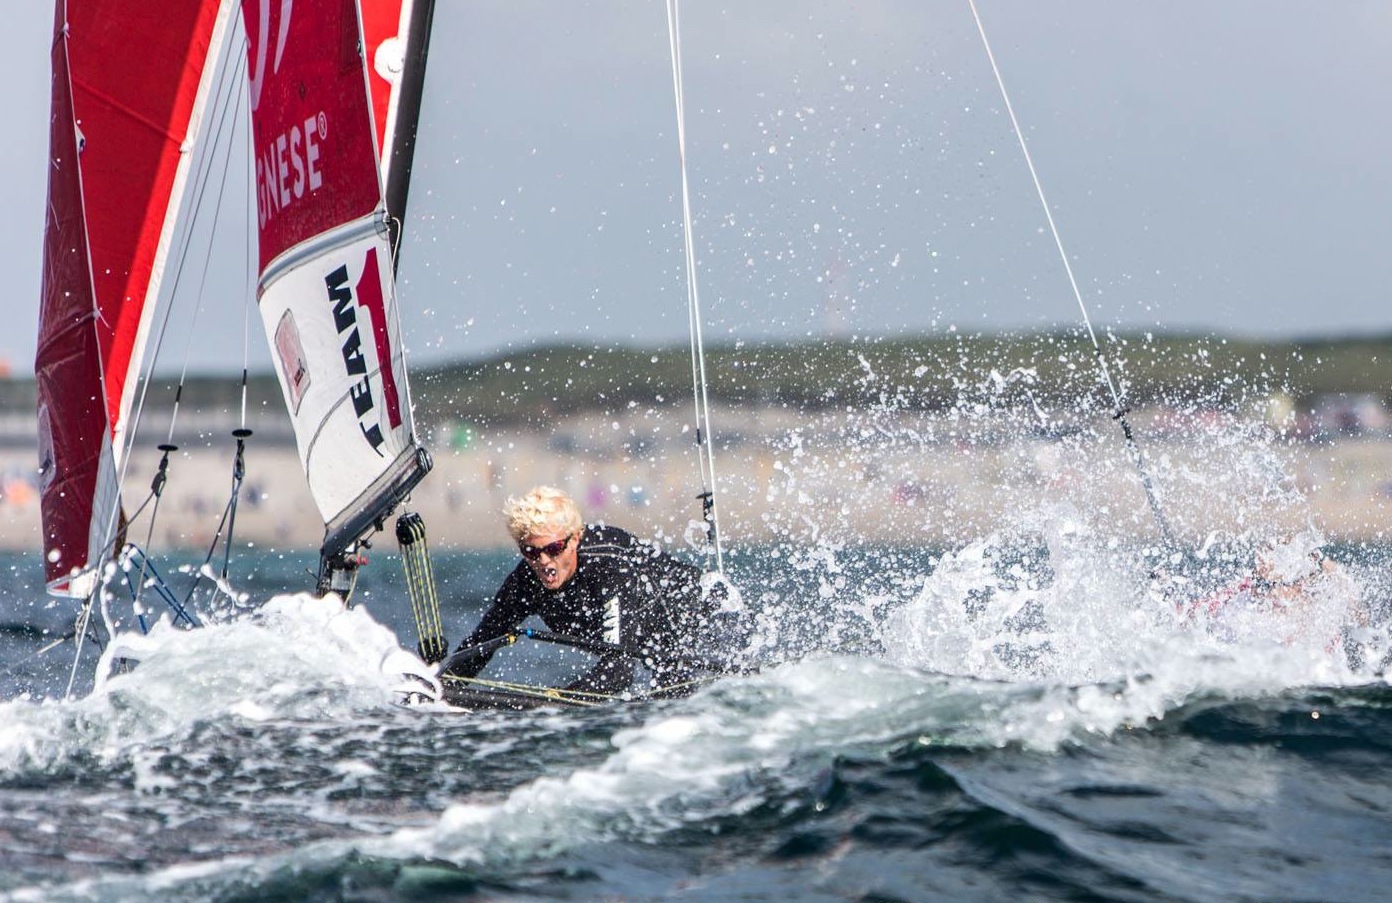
[3,404,1390,563]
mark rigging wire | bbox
[205,32,259,607]
[218,428,252,585]
[220,55,256,597]
[132,33,249,459]
[140,42,252,608]
[966,0,1179,548]
[664,0,724,573]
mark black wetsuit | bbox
[444,525,716,695]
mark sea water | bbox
[0,527,1389,902]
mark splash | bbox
[727,339,1382,694]
[877,522,1373,691]
[0,594,434,775]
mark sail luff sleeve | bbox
[361,0,436,260]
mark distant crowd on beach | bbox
[1,467,36,509]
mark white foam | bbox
[0,593,435,774]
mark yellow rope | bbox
[439,671,725,708]
[397,513,447,662]
[440,674,608,706]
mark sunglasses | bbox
[519,535,572,561]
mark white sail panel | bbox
[259,218,416,527]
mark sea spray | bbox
[0,595,434,776]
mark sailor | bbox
[441,485,742,696]
[1175,542,1314,615]
[1160,535,1364,650]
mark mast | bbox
[362,0,437,266]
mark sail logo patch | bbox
[255,113,327,227]
[603,596,622,646]
[272,310,311,415]
[323,247,403,455]
[36,404,55,494]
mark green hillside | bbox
[4,331,1390,428]
[409,331,1392,427]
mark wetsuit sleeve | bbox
[441,571,532,679]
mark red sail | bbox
[243,0,383,270]
[361,0,408,170]
[37,0,228,594]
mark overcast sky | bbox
[6,1,1392,376]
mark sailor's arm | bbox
[440,579,530,678]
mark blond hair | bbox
[503,486,583,543]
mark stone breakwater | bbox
[3,409,1390,560]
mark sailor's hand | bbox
[418,634,449,665]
